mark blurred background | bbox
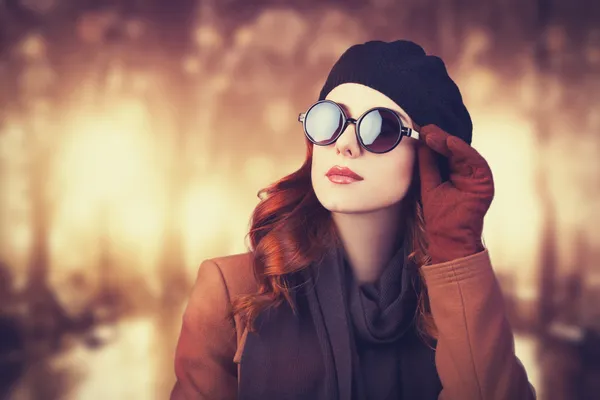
[0,0,599,399]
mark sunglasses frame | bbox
[298,99,420,154]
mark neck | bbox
[332,204,405,285]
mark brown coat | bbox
[170,249,536,399]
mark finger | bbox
[421,125,487,177]
[445,135,488,170]
[450,167,495,198]
[445,137,495,194]
[446,136,491,176]
[419,125,452,158]
[417,141,441,193]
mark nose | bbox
[334,119,361,158]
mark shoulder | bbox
[182,252,257,334]
[193,252,258,353]
[203,252,258,300]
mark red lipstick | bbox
[325,165,364,184]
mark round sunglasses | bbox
[298,100,419,154]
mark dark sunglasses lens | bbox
[358,109,402,152]
[304,102,344,145]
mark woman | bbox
[171,40,536,399]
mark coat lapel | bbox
[236,247,353,400]
[236,301,300,399]
[236,278,334,400]
[309,246,353,400]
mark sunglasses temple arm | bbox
[298,113,306,123]
[403,127,420,141]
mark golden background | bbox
[0,0,599,399]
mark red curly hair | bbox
[231,140,438,344]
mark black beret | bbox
[318,39,472,146]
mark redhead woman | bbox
[170,40,536,400]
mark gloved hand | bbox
[417,124,495,264]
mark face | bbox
[310,83,418,214]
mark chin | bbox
[320,202,368,214]
[314,192,395,214]
[312,176,409,214]
[323,202,398,215]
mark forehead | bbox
[324,83,412,123]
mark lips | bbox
[325,165,364,183]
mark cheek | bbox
[311,146,329,175]
[371,146,416,196]
[383,146,415,179]
[310,147,324,189]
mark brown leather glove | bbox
[417,124,495,264]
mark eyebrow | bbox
[336,102,410,124]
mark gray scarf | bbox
[305,241,442,399]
